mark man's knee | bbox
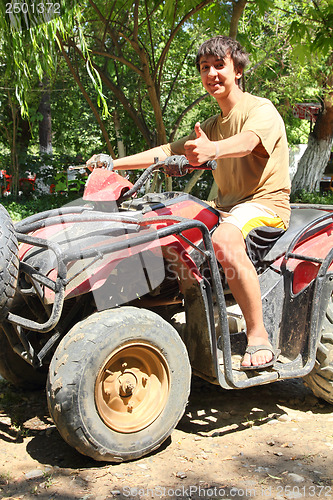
[212,223,245,265]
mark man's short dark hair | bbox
[196,35,249,73]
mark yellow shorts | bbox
[219,202,286,239]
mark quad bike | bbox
[0,155,332,463]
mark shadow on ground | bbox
[0,375,331,471]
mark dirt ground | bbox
[0,375,332,500]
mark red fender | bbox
[83,169,134,201]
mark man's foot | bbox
[240,342,280,371]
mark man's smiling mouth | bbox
[209,81,223,88]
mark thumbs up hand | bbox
[184,122,217,166]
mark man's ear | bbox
[235,68,243,87]
[235,67,243,80]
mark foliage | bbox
[63,0,221,147]
[242,1,330,139]
[47,59,107,158]
[1,194,63,221]
[291,189,333,205]
[0,0,103,117]
[1,0,332,199]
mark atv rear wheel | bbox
[0,204,19,320]
[46,306,191,462]
[304,289,333,403]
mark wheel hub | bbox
[118,372,137,397]
[95,342,170,433]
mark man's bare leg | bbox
[212,222,273,367]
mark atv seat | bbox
[246,207,332,272]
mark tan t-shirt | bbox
[161,92,291,227]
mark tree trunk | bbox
[291,134,333,193]
[36,78,54,193]
[291,92,333,193]
[7,92,19,197]
[113,110,126,158]
[38,81,53,154]
[292,57,333,194]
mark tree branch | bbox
[229,0,247,39]
[154,0,214,83]
[145,0,155,68]
[133,0,139,40]
[91,49,143,76]
[169,94,209,142]
[162,42,195,115]
[57,33,115,157]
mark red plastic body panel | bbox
[83,169,134,201]
[273,221,333,295]
[19,196,219,304]
[142,198,219,247]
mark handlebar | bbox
[118,155,217,202]
[83,154,216,175]
[79,154,216,203]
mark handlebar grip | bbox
[166,155,217,170]
[163,155,217,176]
[189,160,217,170]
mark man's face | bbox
[199,54,242,101]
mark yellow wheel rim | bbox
[95,342,170,433]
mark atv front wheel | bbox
[46,306,191,462]
[304,289,333,403]
[0,204,19,320]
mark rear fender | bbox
[278,224,333,363]
[274,220,333,295]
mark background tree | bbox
[1,0,332,198]
[287,0,333,193]
[56,0,228,189]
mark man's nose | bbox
[208,65,218,77]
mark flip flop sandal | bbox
[240,344,281,371]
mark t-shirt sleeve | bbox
[160,115,218,157]
[160,133,193,157]
[241,102,285,157]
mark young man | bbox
[88,35,291,369]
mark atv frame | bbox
[0,157,332,462]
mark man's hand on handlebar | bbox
[162,155,217,177]
[86,154,114,171]
[163,156,192,177]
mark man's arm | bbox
[184,122,260,166]
[86,146,168,171]
[113,146,168,170]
